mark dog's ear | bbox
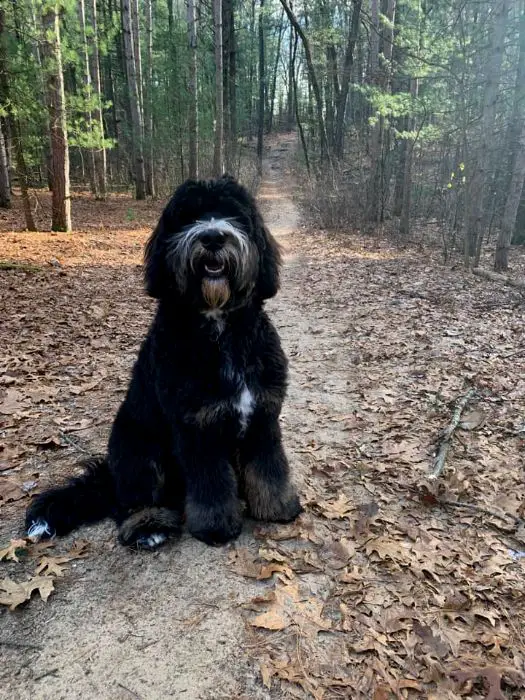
[144,179,201,298]
[257,223,281,300]
[144,220,168,298]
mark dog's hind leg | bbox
[239,414,302,523]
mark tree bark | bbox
[257,0,265,176]
[222,0,236,172]
[78,0,97,195]
[213,0,224,176]
[0,122,10,208]
[42,3,71,232]
[268,9,285,134]
[334,0,362,159]
[144,0,155,196]
[279,0,330,164]
[88,0,107,199]
[494,119,525,271]
[187,0,198,178]
[366,0,381,222]
[131,0,144,124]
[399,77,418,236]
[121,0,146,199]
[465,0,510,265]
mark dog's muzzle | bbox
[169,218,256,309]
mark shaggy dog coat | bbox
[25,175,302,549]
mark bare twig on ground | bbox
[439,499,525,531]
[429,388,477,480]
[58,431,92,455]
[0,639,42,651]
[116,682,143,699]
[472,267,525,290]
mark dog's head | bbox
[144,175,280,310]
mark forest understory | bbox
[1,135,525,700]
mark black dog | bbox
[25,175,302,549]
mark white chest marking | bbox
[203,309,225,335]
[235,384,255,430]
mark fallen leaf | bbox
[0,576,55,610]
[0,539,29,563]
[0,477,25,503]
[460,408,486,430]
[35,540,89,577]
[251,608,289,631]
[315,493,353,519]
[249,579,331,637]
[319,538,356,569]
[0,388,28,415]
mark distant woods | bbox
[0,1,524,270]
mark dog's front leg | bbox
[177,427,242,546]
[239,412,302,523]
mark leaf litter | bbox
[1,169,525,696]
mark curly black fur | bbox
[25,175,302,549]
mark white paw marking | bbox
[138,533,167,549]
[27,519,52,542]
[235,384,255,431]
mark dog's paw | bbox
[135,533,168,550]
[247,483,303,523]
[118,507,181,549]
[186,500,243,546]
[26,518,54,542]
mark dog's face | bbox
[144,175,281,310]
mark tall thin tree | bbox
[257,0,265,176]
[213,0,224,176]
[42,1,71,232]
[121,0,146,199]
[187,0,198,179]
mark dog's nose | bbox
[199,229,225,250]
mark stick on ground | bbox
[472,267,525,290]
[429,388,477,480]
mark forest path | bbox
[1,135,525,699]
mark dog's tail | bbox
[25,456,115,540]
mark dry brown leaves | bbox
[0,537,89,610]
[230,232,525,698]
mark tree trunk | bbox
[268,9,285,135]
[187,0,198,178]
[495,119,525,271]
[286,26,294,130]
[399,77,418,236]
[88,0,107,199]
[279,0,330,164]
[0,123,10,208]
[131,0,144,124]
[78,0,97,195]
[291,30,310,176]
[121,0,146,199]
[213,0,224,176]
[42,3,71,232]
[334,0,362,159]
[465,0,510,265]
[366,0,381,222]
[257,0,265,176]
[144,0,155,196]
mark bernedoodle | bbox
[25,175,302,550]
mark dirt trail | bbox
[2,135,525,699]
[0,135,320,700]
